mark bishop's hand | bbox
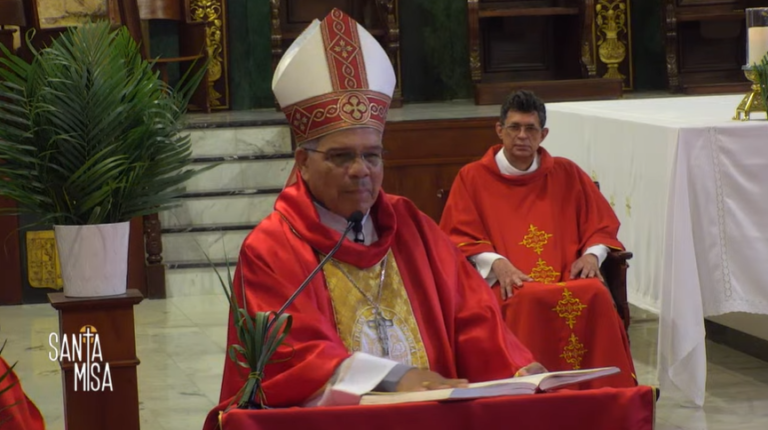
[395,369,469,392]
[492,258,532,300]
[570,254,603,281]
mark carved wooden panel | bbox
[468,0,625,104]
[594,0,633,90]
[381,117,498,222]
[663,0,768,93]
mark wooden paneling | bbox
[49,290,143,430]
[468,0,627,105]
[0,198,23,305]
[381,117,499,222]
[663,0,768,93]
[475,78,623,105]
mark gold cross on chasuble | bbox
[322,249,429,369]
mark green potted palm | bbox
[0,21,210,298]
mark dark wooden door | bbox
[381,117,499,223]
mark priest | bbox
[204,10,545,426]
[439,90,636,390]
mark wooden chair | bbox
[0,0,19,58]
[0,0,69,62]
[592,181,632,332]
[109,0,211,112]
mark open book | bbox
[359,367,620,406]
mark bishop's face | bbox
[496,111,549,170]
[296,127,385,220]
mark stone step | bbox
[159,193,278,228]
[186,124,292,158]
[162,229,252,265]
[185,155,294,192]
[165,266,237,298]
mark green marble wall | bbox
[150,0,668,110]
[630,0,667,91]
[226,0,273,110]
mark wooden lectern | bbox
[48,289,144,430]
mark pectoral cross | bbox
[367,309,393,357]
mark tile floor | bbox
[2,297,768,429]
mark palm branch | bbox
[203,247,293,410]
[0,21,214,226]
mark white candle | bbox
[748,26,768,66]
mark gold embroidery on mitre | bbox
[552,288,588,329]
[339,93,371,123]
[561,333,588,370]
[529,259,560,283]
[518,224,553,255]
[322,249,429,369]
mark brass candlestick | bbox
[733,67,766,121]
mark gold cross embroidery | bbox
[560,333,588,370]
[552,288,588,329]
[519,224,553,255]
[529,259,560,283]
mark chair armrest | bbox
[605,250,633,263]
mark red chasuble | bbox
[203,176,535,428]
[439,145,636,390]
[0,357,45,430]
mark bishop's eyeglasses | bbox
[304,148,386,168]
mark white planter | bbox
[54,221,131,298]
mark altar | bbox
[541,94,768,407]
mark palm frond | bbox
[196,242,293,410]
[755,54,768,115]
[0,21,215,226]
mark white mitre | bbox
[271,8,396,145]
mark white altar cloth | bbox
[541,94,768,407]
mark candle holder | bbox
[734,8,768,121]
[733,66,766,121]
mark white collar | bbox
[495,148,539,176]
[314,203,378,246]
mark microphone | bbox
[352,214,364,243]
[269,210,365,327]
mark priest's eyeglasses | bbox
[502,123,542,135]
[305,148,387,168]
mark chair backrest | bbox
[136,0,188,21]
[0,0,28,28]
[108,0,148,58]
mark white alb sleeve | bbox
[469,252,508,287]
[301,352,400,407]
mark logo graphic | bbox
[49,325,113,391]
